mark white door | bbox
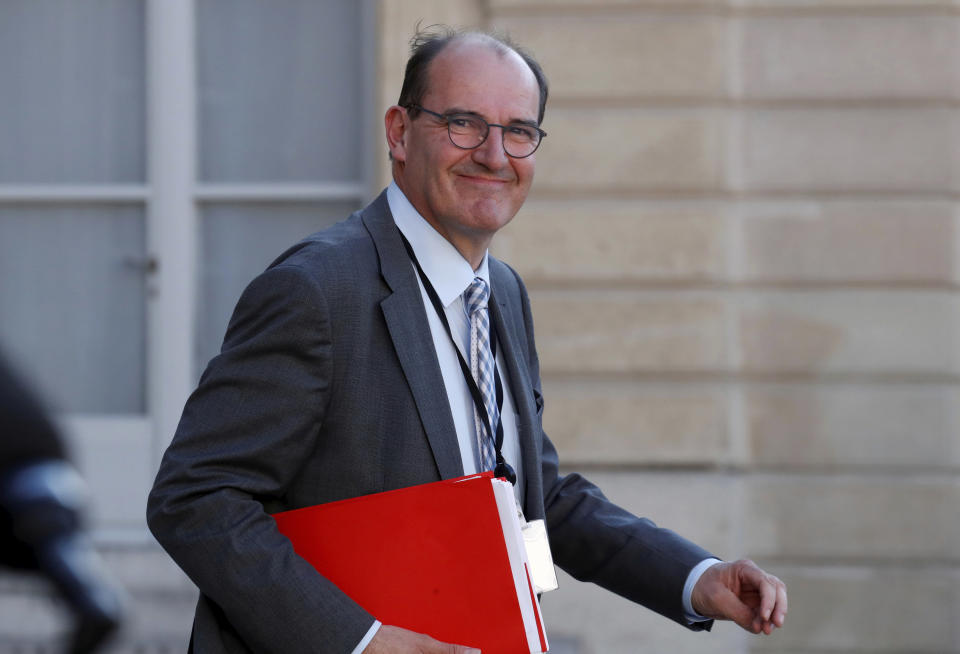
[0,0,373,541]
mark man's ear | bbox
[384,105,408,163]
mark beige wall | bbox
[380,1,960,652]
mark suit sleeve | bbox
[510,269,716,630]
[146,264,375,653]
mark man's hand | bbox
[364,625,481,653]
[690,559,787,635]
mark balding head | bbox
[397,26,549,125]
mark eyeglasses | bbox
[407,104,546,159]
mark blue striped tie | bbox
[464,277,498,472]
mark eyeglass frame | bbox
[405,104,547,159]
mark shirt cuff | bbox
[682,558,722,623]
[350,619,381,654]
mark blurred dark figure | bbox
[0,351,123,653]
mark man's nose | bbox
[471,128,509,169]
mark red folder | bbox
[273,472,548,653]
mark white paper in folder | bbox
[521,519,558,593]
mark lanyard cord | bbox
[397,230,517,485]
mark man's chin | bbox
[463,205,517,235]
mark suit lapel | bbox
[361,194,463,480]
[488,263,545,518]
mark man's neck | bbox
[388,182,489,271]
[420,221,490,272]
[387,183,490,307]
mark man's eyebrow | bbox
[444,107,540,128]
[443,107,486,120]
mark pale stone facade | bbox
[378,1,960,652]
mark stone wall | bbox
[381,0,960,652]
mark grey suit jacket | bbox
[147,190,713,653]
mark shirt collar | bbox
[387,181,490,308]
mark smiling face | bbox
[386,39,541,268]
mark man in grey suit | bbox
[148,28,787,653]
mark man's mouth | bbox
[457,173,512,186]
